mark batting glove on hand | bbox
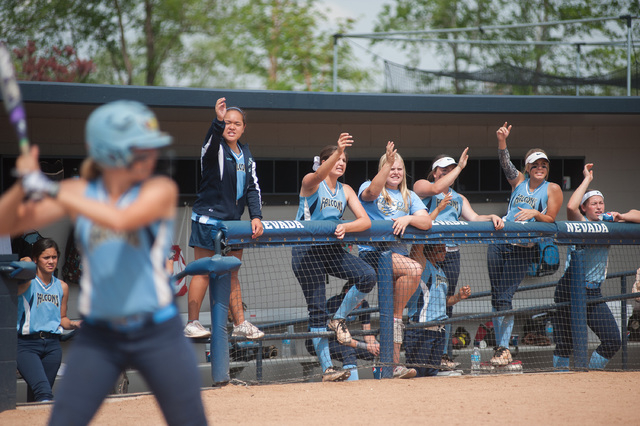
[22,171,60,199]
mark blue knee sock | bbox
[311,327,332,371]
[333,287,367,320]
[588,351,609,370]
[492,312,503,347]
[443,323,452,355]
[343,364,359,381]
[501,315,514,348]
[553,355,570,370]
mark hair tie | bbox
[312,156,321,171]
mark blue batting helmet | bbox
[85,100,172,167]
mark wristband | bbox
[356,340,367,350]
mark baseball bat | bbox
[0,42,29,155]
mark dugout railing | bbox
[202,219,640,383]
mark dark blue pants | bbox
[49,315,207,426]
[305,339,375,366]
[292,244,376,329]
[553,279,621,360]
[404,328,446,377]
[487,244,535,311]
[17,336,62,402]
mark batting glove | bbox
[22,170,60,199]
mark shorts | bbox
[189,220,240,252]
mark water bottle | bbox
[470,347,481,375]
[546,320,554,344]
[282,325,295,357]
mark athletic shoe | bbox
[322,366,351,382]
[184,320,211,339]
[490,346,513,366]
[393,365,417,379]
[440,354,461,369]
[393,318,405,344]
[232,320,264,339]
[327,318,352,344]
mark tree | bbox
[374,0,506,94]
[13,41,95,83]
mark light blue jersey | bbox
[231,150,246,201]
[564,216,610,288]
[422,189,463,222]
[17,276,63,335]
[75,179,174,320]
[407,261,449,323]
[296,181,346,221]
[504,178,549,222]
[358,181,426,256]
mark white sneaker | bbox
[393,365,417,379]
[184,320,211,339]
[393,318,405,344]
[327,318,352,344]
[232,320,264,339]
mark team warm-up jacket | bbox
[192,118,262,221]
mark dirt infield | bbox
[1,371,638,425]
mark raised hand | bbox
[583,163,594,182]
[336,133,354,153]
[496,122,512,145]
[385,141,397,165]
[215,97,227,121]
[458,147,469,170]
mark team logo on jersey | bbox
[435,197,460,213]
[236,162,245,172]
[377,196,409,216]
[36,292,60,307]
[320,197,343,213]
[512,194,538,209]
[89,225,141,250]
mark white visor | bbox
[432,157,457,170]
[581,190,604,205]
[525,152,549,165]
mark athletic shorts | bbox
[189,220,240,252]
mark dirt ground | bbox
[1,371,638,425]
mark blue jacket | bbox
[192,118,262,221]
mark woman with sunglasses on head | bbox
[413,150,504,369]
[358,141,432,379]
[292,133,376,382]
[17,238,79,402]
[185,97,264,342]
[487,122,563,368]
[0,100,207,425]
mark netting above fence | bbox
[193,220,640,384]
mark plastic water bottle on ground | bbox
[471,347,481,375]
[546,320,554,344]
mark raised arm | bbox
[567,163,593,221]
[360,141,396,202]
[334,184,372,239]
[300,133,353,196]
[497,122,524,190]
[413,148,469,197]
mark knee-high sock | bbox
[493,314,513,348]
[553,355,570,370]
[343,364,359,381]
[443,323,452,355]
[333,287,367,320]
[588,351,609,370]
[311,327,332,371]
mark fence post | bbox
[621,275,628,370]
[570,250,588,370]
[209,230,233,385]
[377,251,394,379]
